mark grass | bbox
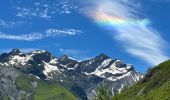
[2,95,10,100]
[15,75,34,92]
[33,80,77,100]
[0,92,10,100]
[111,60,170,100]
[15,75,77,100]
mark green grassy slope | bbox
[112,60,170,100]
[16,75,35,92]
[0,93,10,100]
[15,75,77,100]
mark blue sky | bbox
[0,0,170,73]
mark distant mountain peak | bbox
[0,49,143,100]
[9,48,21,55]
[59,55,69,60]
[96,53,110,60]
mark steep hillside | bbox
[112,60,170,100]
[0,65,76,100]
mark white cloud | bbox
[45,29,82,36]
[0,20,15,28]
[0,48,39,53]
[0,32,43,41]
[150,0,170,2]
[80,0,169,65]
[15,0,77,18]
[20,48,39,53]
[0,29,81,41]
[59,48,91,61]
[0,19,29,29]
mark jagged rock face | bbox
[0,65,20,100]
[0,65,38,100]
[0,49,143,100]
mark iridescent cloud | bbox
[80,0,169,65]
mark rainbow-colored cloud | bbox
[81,0,168,65]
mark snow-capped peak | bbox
[0,49,143,85]
[84,58,135,81]
[8,54,32,66]
[0,49,54,66]
[0,49,144,99]
[9,48,22,55]
[96,54,109,60]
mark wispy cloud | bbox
[0,29,82,41]
[59,48,91,61]
[0,19,29,29]
[0,48,38,53]
[0,20,15,28]
[16,7,51,19]
[15,0,77,18]
[0,32,43,41]
[20,48,39,53]
[80,0,169,65]
[46,29,82,36]
[150,0,170,2]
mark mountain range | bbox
[0,49,143,100]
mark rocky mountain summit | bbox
[0,49,143,100]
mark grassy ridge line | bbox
[111,60,170,100]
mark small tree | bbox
[94,84,112,100]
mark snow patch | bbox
[32,50,46,54]
[68,57,77,61]
[8,54,32,66]
[67,68,75,70]
[43,61,61,78]
[101,58,112,68]
[85,59,136,81]
[49,58,58,65]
